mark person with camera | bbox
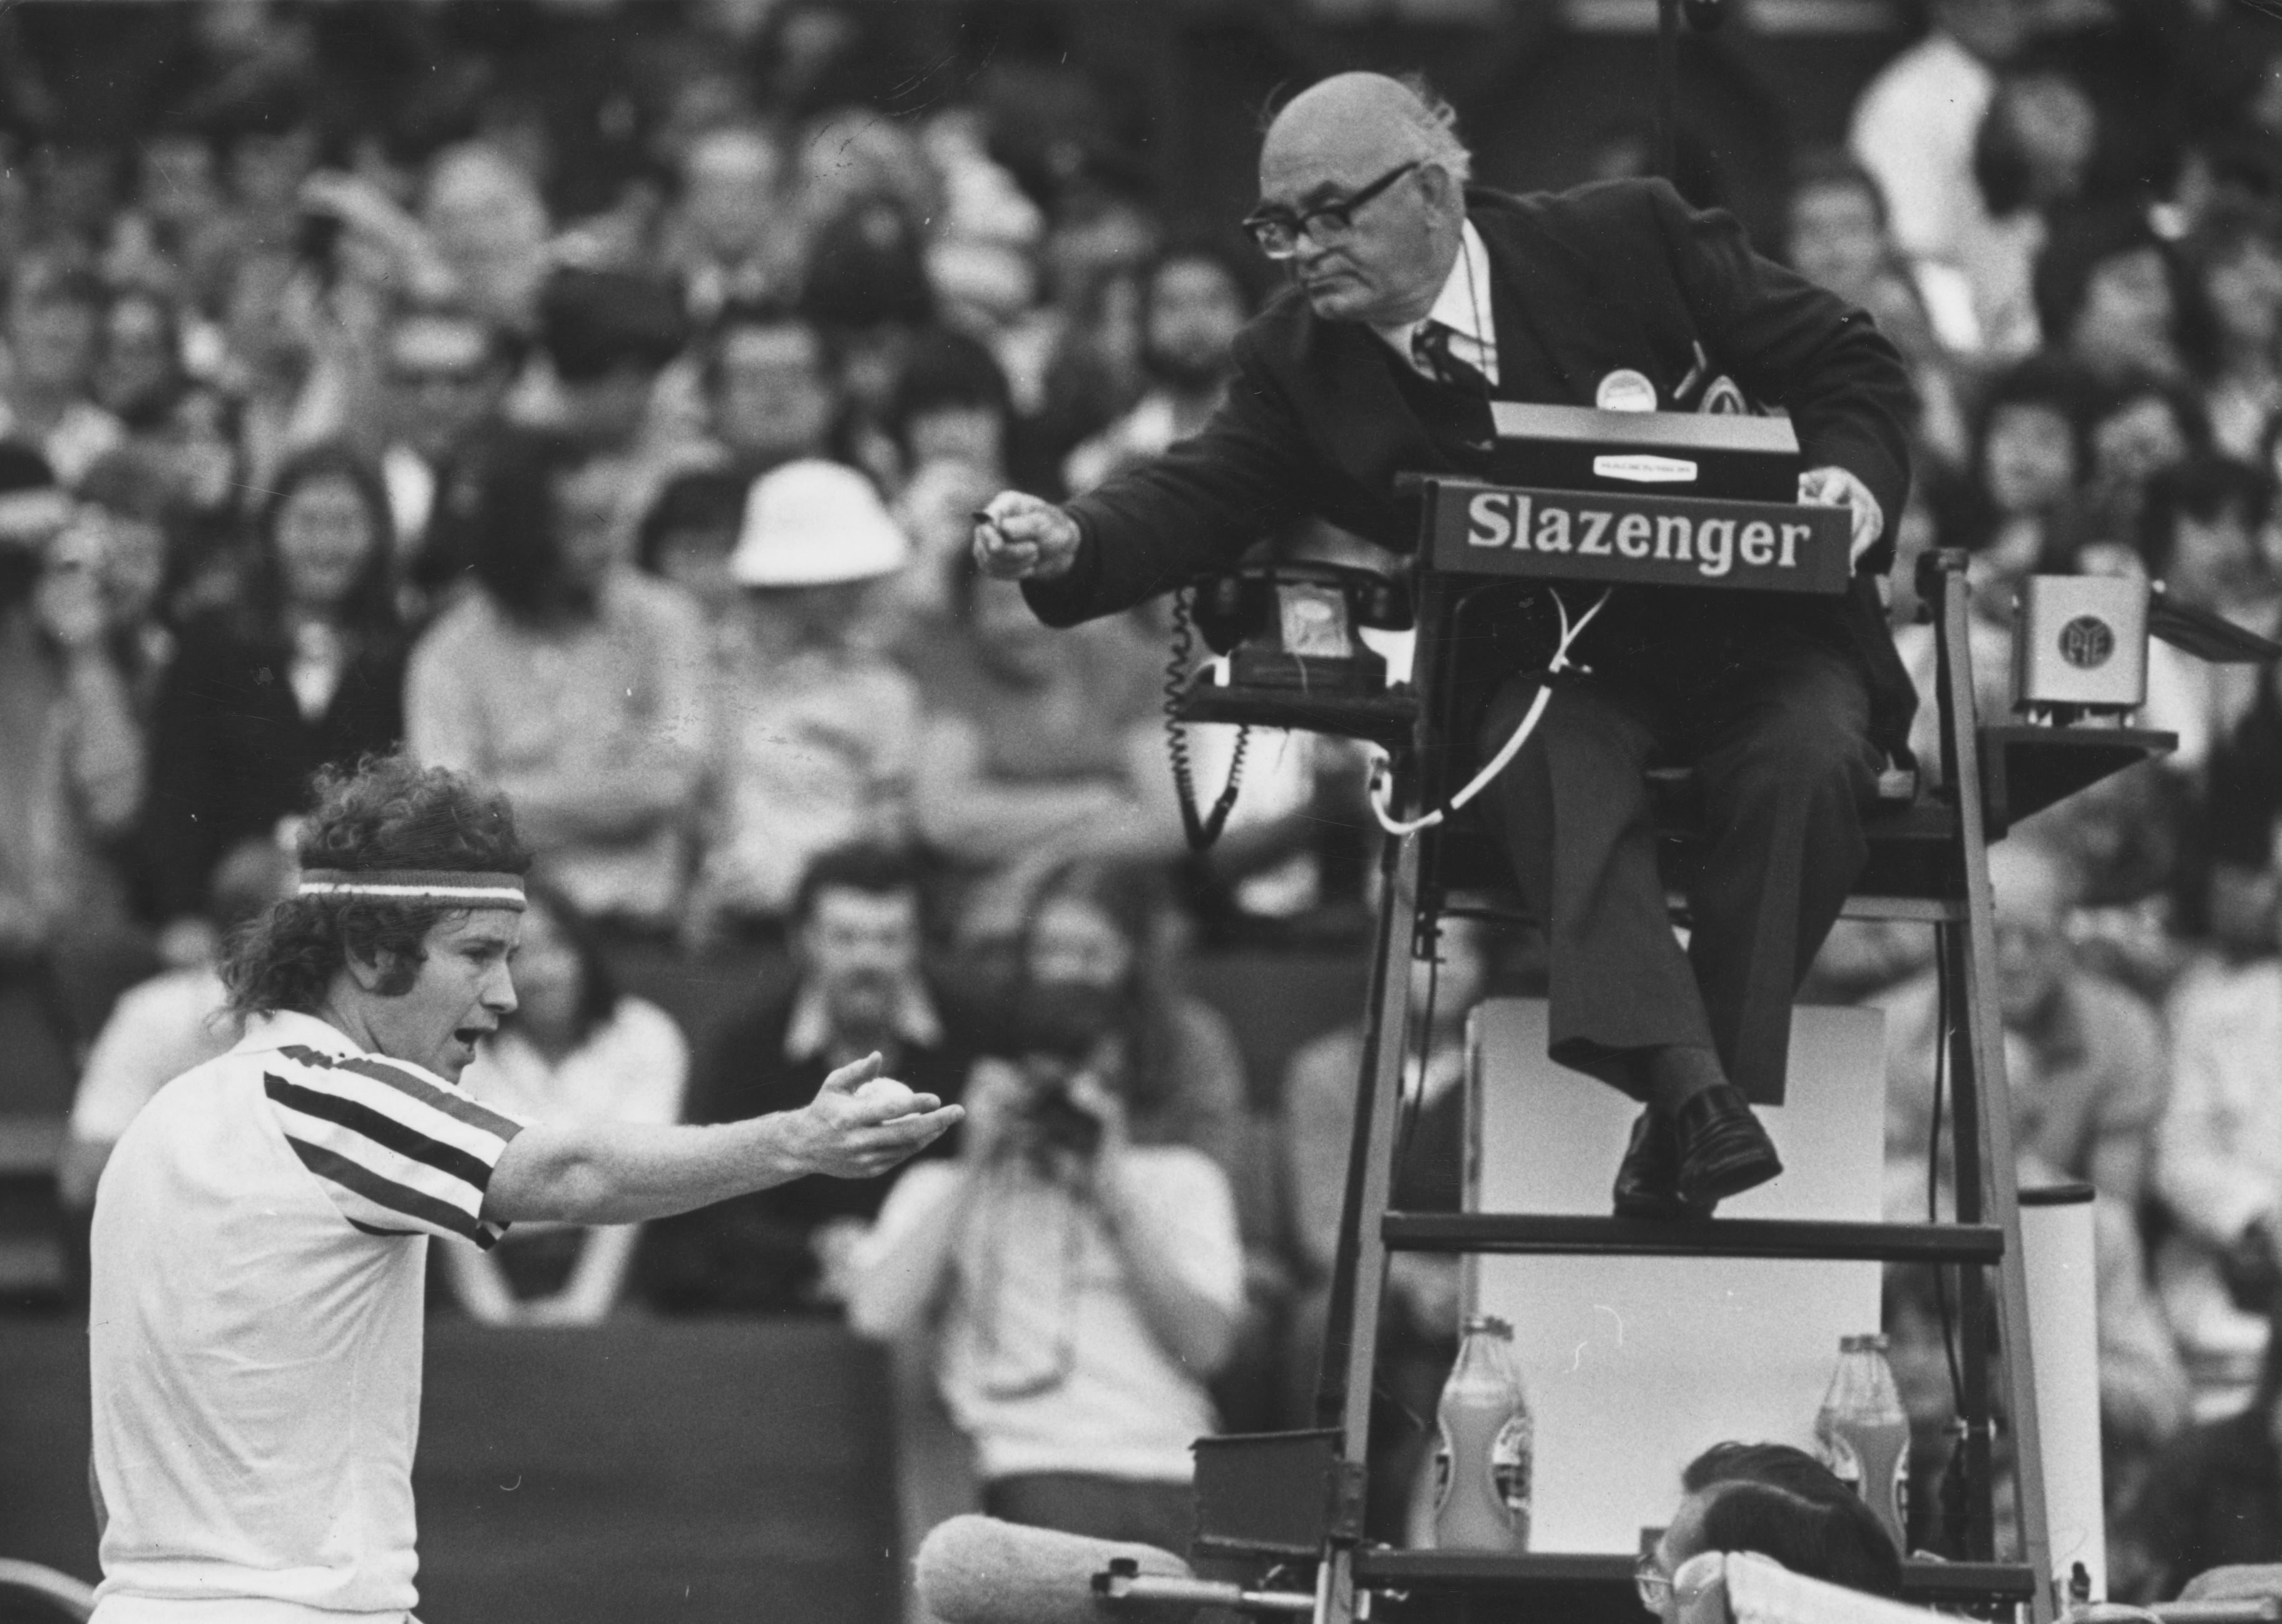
[846,863,1245,1554]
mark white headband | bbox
[296,869,528,909]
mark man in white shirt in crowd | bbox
[86,751,959,1624]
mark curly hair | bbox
[221,752,531,1019]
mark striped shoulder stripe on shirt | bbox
[264,1044,525,1249]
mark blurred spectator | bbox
[93,285,188,434]
[0,444,151,1118]
[634,464,747,630]
[662,123,792,324]
[406,431,709,936]
[57,837,293,1212]
[689,458,919,942]
[905,557,1175,946]
[71,447,182,715]
[2137,459,2276,775]
[847,862,1242,1552]
[420,143,551,333]
[2084,374,2211,557]
[2035,205,2206,387]
[534,265,688,458]
[1033,257,1150,481]
[1848,0,2024,270]
[2155,862,2282,1394]
[2205,693,2282,958]
[647,844,973,1313]
[891,328,1013,490]
[890,329,1018,614]
[1063,242,1252,495]
[145,441,406,927]
[1957,60,2106,357]
[377,304,520,597]
[1883,1180,2185,1538]
[145,382,248,621]
[1284,916,1495,1540]
[1940,352,2095,568]
[2186,201,2282,461]
[1788,150,1966,356]
[2018,763,2190,998]
[444,884,687,1326]
[800,192,934,444]
[2114,1292,2282,1599]
[125,123,235,312]
[1,253,125,486]
[1876,839,2166,1208]
[704,300,842,478]
[973,861,1245,1172]
[919,110,1046,376]
[1895,359,2069,775]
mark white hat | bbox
[730,459,911,587]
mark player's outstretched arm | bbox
[481,1055,962,1227]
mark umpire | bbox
[974,73,1916,1220]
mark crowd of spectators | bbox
[11,0,2282,1592]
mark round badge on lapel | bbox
[1595,369,1657,412]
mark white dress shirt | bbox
[1371,218,1500,387]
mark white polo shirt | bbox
[88,1009,528,1624]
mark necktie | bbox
[1412,320,1491,397]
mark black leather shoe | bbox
[1611,1110,1693,1220]
[1673,1085,1783,1210]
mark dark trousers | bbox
[1478,636,1881,1106]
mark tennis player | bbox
[84,752,961,1624]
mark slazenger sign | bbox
[1428,479,1851,596]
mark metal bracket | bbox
[1329,1458,1370,1545]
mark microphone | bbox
[913,1514,1200,1624]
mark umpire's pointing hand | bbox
[973,492,1080,581]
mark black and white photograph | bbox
[0,3,2278,1623]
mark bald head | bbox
[1989,839,2075,1027]
[1254,74,1471,327]
[1261,74,1471,185]
[1988,839,2075,929]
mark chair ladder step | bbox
[1383,1211,2005,1264]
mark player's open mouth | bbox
[452,1026,491,1048]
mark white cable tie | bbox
[1368,587,1612,837]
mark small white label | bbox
[1593,454,1699,484]
[1595,368,1658,412]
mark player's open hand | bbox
[795,1052,963,1180]
[1797,465,1884,569]
[973,492,1080,581]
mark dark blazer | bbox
[142,614,407,919]
[1027,178,1920,753]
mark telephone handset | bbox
[1188,561,1414,693]
[1166,561,1415,851]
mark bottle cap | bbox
[1464,1314,1515,1339]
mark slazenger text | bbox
[1464,490,1814,580]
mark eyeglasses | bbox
[1241,160,1422,260]
[1635,1557,1674,1611]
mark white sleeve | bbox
[1128,1148,1246,1317]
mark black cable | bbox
[1164,585,1248,852]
